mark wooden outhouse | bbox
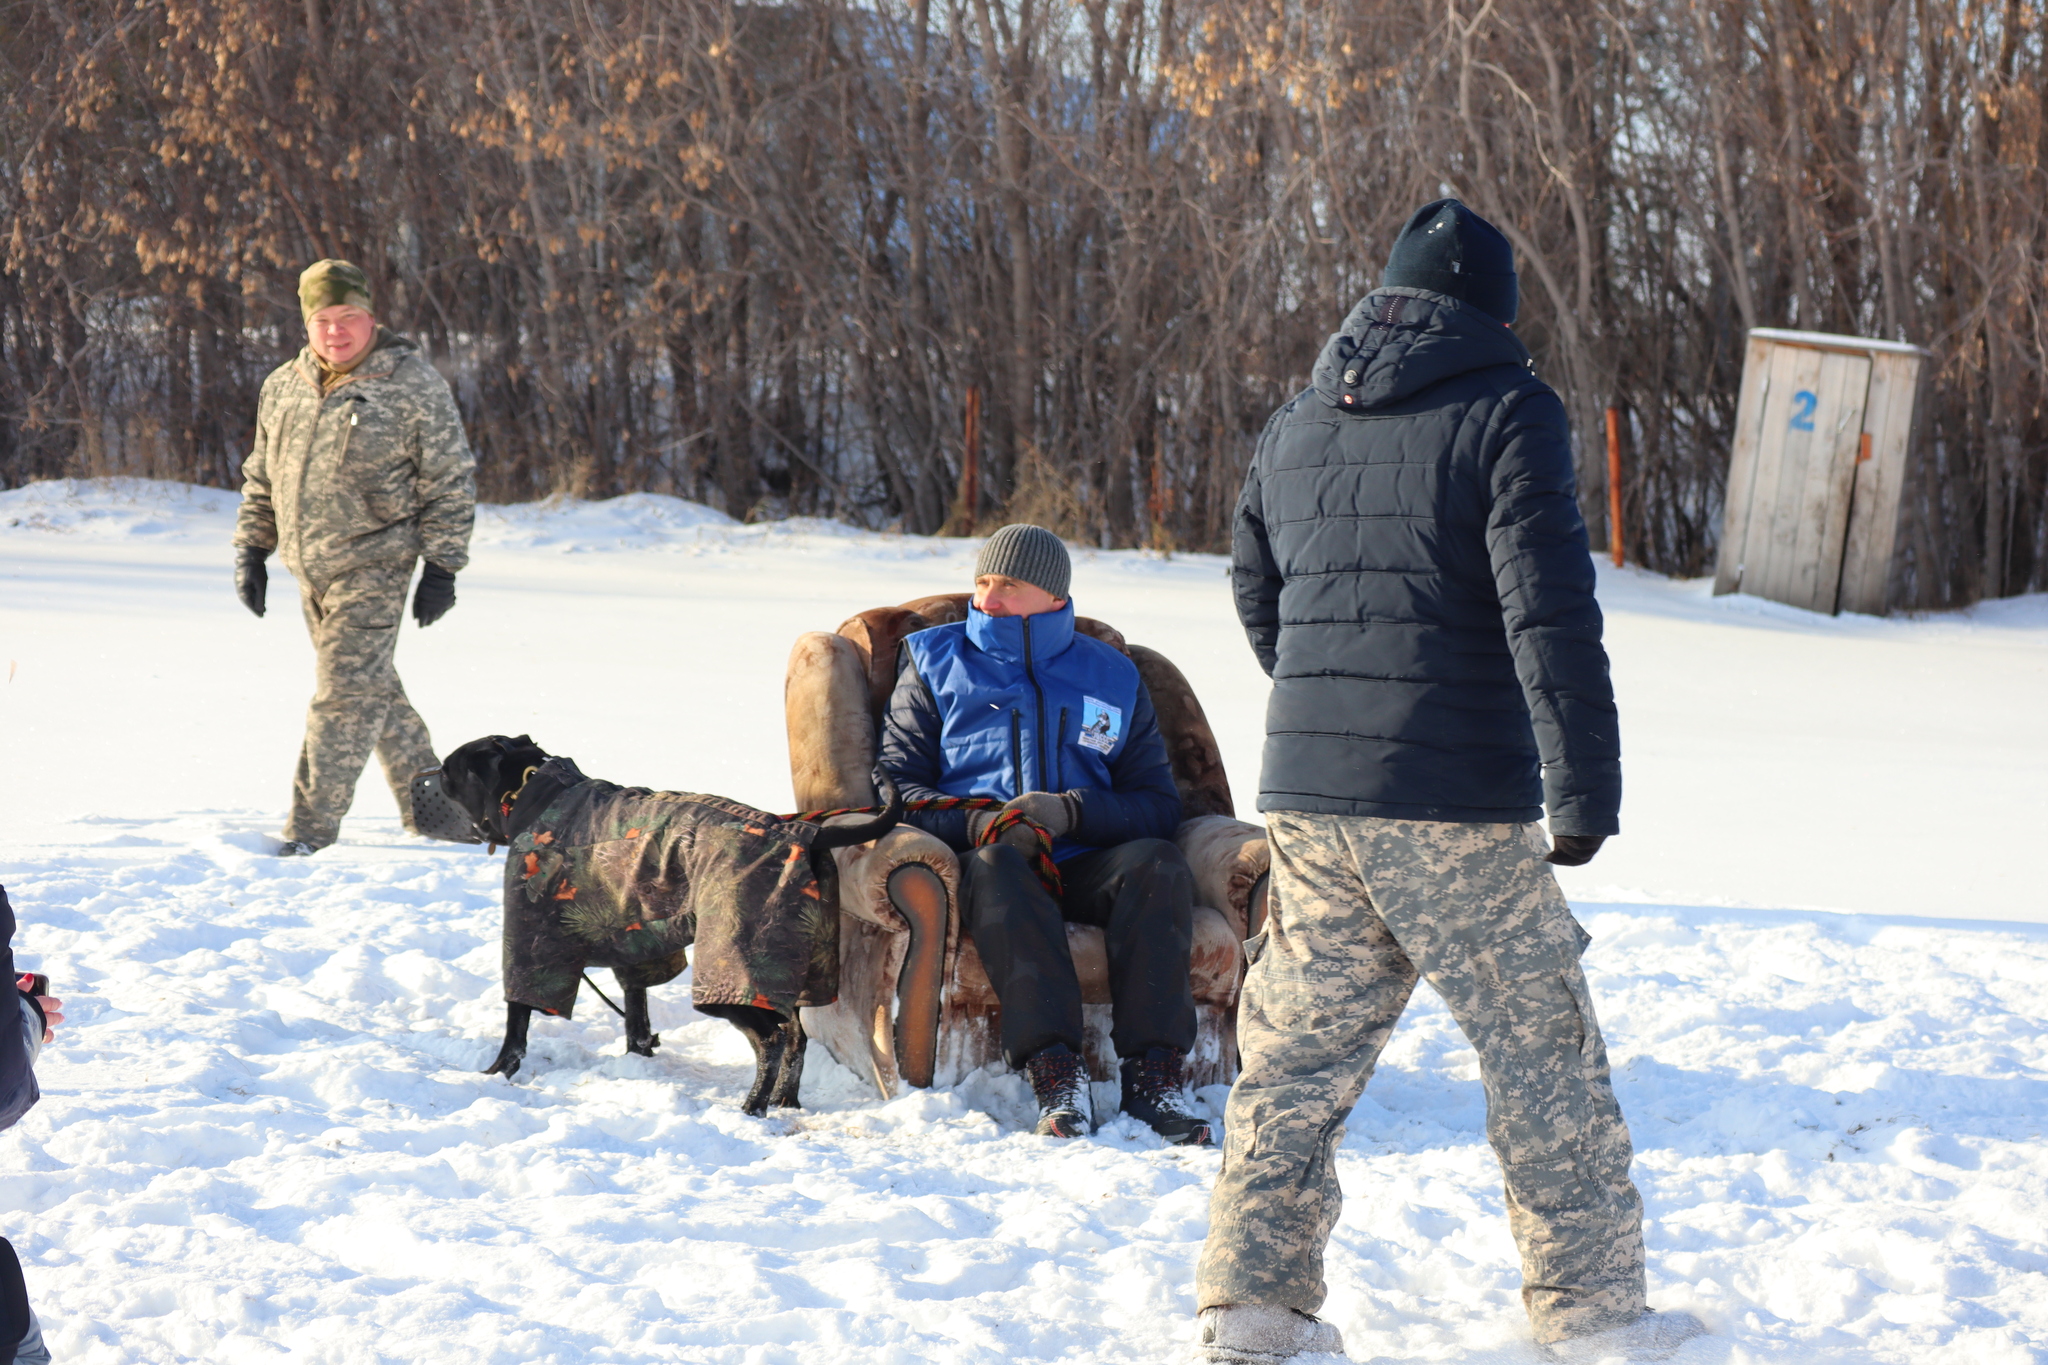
[1714,328,1930,615]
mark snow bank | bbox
[0,478,241,541]
[0,476,958,561]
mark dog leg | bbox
[768,1012,807,1110]
[698,1002,791,1117]
[620,978,661,1058]
[483,1002,533,1078]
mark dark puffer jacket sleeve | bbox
[877,651,976,850]
[0,887,41,1132]
[1231,405,1292,677]
[1486,389,1622,836]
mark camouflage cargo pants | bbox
[282,561,437,849]
[1197,813,1645,1343]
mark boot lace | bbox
[1028,1047,1087,1109]
[1129,1049,1194,1117]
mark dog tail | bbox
[809,770,904,851]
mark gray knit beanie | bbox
[975,524,1071,601]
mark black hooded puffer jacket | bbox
[1232,287,1620,835]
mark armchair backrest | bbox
[788,592,1234,820]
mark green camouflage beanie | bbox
[298,259,373,322]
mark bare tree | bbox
[4,0,2044,601]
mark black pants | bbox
[960,837,1197,1067]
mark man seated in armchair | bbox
[877,523,1214,1146]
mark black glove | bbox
[1544,834,1606,867]
[413,563,457,627]
[233,546,269,618]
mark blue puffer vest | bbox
[902,603,1145,852]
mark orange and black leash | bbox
[786,795,1063,896]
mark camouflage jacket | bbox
[234,329,476,586]
[501,758,838,1019]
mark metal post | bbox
[1147,438,1166,550]
[958,386,981,535]
[1605,405,1624,568]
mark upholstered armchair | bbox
[786,593,1269,1098]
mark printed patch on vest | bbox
[1078,696,1123,754]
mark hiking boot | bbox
[1192,1304,1346,1363]
[1023,1043,1093,1138]
[275,840,320,857]
[1120,1046,1213,1146]
[1540,1310,1708,1362]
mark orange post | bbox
[1605,405,1624,568]
[1147,442,1166,550]
[958,386,982,535]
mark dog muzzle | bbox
[409,768,486,844]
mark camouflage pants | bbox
[282,561,436,849]
[1197,813,1645,1343]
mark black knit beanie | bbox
[1380,199,1519,324]
[975,524,1071,602]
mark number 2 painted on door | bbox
[1789,390,1818,432]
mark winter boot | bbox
[1119,1047,1213,1146]
[1192,1305,1346,1363]
[1023,1043,1093,1138]
[1540,1310,1708,1362]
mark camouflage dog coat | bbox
[502,758,838,1019]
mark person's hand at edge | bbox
[413,562,457,627]
[1544,834,1605,867]
[15,978,60,1043]
[234,546,269,618]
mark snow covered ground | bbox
[1,477,2045,1364]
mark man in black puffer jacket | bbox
[1193,202,1702,1365]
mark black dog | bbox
[414,734,899,1115]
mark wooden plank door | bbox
[1838,351,1925,615]
[1739,343,1820,600]
[1713,334,1776,596]
[1746,345,1872,611]
[1785,349,1874,612]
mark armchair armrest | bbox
[1176,813,1270,943]
[819,819,958,1091]
[823,819,959,934]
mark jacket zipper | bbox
[1009,710,1025,794]
[300,395,355,533]
[1022,616,1049,794]
[1057,707,1069,790]
[336,397,357,466]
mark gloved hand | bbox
[413,562,457,627]
[1004,791,1077,838]
[233,545,269,618]
[966,792,1078,850]
[1544,834,1606,867]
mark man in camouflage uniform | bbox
[232,260,476,856]
[1195,202,1702,1364]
